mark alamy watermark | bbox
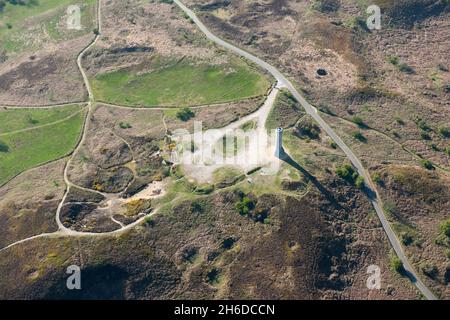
[66,5,82,30]
[66,265,81,290]
[366,264,381,290]
[366,5,381,30]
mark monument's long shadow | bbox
[278,149,342,210]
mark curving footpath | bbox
[172,0,437,300]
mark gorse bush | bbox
[351,116,367,128]
[355,176,365,189]
[387,55,399,65]
[420,131,431,140]
[372,172,382,184]
[235,197,254,216]
[119,122,132,129]
[421,159,434,170]
[295,118,321,139]
[445,146,450,157]
[335,163,364,188]
[387,55,415,74]
[335,164,357,181]
[420,263,438,279]
[383,200,397,217]
[352,130,367,142]
[398,63,415,74]
[390,255,404,274]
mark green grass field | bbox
[0,0,96,55]
[0,106,86,185]
[91,59,271,107]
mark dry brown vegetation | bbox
[0,178,420,299]
[375,165,450,298]
[0,37,90,105]
[0,159,65,248]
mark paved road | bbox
[173,0,437,300]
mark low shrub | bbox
[420,159,434,170]
[390,256,405,275]
[352,130,367,142]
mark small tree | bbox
[400,231,414,246]
[440,219,450,238]
[295,118,321,139]
[335,164,355,181]
[235,196,254,216]
[119,122,132,129]
[390,256,404,275]
[176,107,195,122]
[416,118,431,132]
[421,159,434,170]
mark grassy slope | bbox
[0,107,85,185]
[0,105,82,134]
[91,59,270,107]
[0,0,96,54]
